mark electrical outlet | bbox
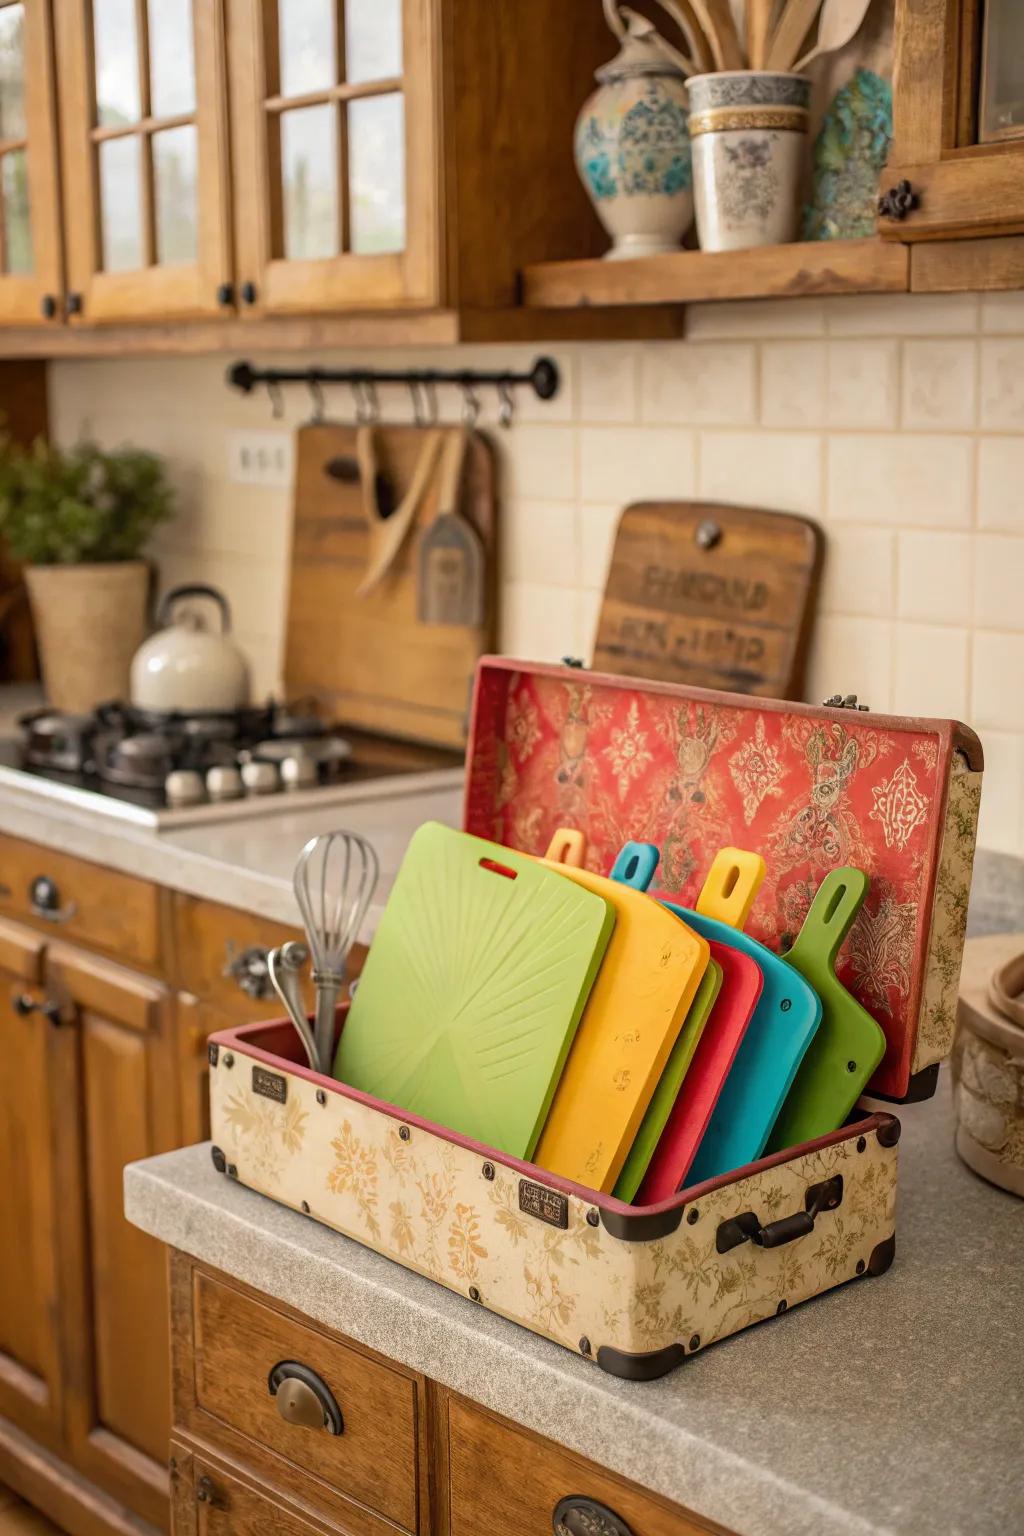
[227,430,294,488]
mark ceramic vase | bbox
[574,18,693,261]
[25,559,150,712]
[688,72,810,252]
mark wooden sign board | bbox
[593,501,823,699]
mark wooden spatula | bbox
[765,0,824,70]
[355,426,443,598]
[794,0,872,70]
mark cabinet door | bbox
[0,919,64,1449]
[0,0,62,323]
[47,942,178,1530]
[883,0,1024,240]
[56,0,232,321]
[229,0,439,314]
[169,1443,335,1536]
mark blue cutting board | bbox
[611,843,823,1183]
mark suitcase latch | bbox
[716,1175,844,1254]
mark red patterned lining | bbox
[464,661,959,1099]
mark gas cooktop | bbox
[0,702,464,829]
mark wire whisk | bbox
[293,832,380,1073]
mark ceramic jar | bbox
[574,14,693,261]
[688,71,810,252]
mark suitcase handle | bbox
[715,1175,843,1253]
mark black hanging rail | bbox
[226,356,560,401]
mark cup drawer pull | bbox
[553,1496,633,1536]
[29,875,77,924]
[268,1359,344,1435]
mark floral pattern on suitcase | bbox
[212,1043,897,1365]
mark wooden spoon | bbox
[746,0,774,68]
[697,0,746,69]
[793,0,872,70]
[765,0,823,71]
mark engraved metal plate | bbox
[252,1065,287,1104]
[519,1178,568,1230]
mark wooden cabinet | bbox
[883,0,1024,242]
[56,0,232,322]
[0,0,62,325]
[228,0,439,316]
[46,942,178,1530]
[0,920,63,1452]
[167,1253,732,1536]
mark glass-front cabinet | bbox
[57,0,232,320]
[882,0,1024,240]
[0,0,61,323]
[229,0,439,314]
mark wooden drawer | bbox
[170,1441,337,1536]
[0,833,161,968]
[172,894,304,1016]
[189,1269,420,1532]
[448,1397,719,1536]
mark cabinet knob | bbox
[268,1360,344,1435]
[223,942,272,1000]
[12,993,66,1027]
[878,179,918,221]
[40,293,57,319]
[65,291,83,316]
[29,875,77,924]
[195,1475,228,1510]
[553,1497,633,1536]
[240,280,258,306]
[216,281,234,306]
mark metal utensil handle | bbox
[268,946,318,1072]
[313,976,342,1075]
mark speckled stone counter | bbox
[125,1069,1024,1536]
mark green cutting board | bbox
[612,958,723,1202]
[768,867,886,1151]
[333,822,616,1158]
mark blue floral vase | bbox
[574,13,693,261]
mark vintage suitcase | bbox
[208,659,983,1380]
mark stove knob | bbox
[241,760,280,796]
[165,769,206,807]
[280,754,318,791]
[207,765,244,801]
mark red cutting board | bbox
[637,942,762,1205]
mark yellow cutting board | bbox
[532,844,710,1193]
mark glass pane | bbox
[0,4,26,141]
[281,103,337,260]
[153,124,196,265]
[980,1,1024,143]
[148,0,195,117]
[279,0,335,97]
[93,0,140,127]
[345,0,401,84]
[99,133,143,270]
[348,93,404,254]
[1,149,31,274]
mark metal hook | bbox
[351,378,379,426]
[267,379,284,420]
[422,378,439,425]
[307,373,325,424]
[497,379,515,430]
[460,379,481,428]
[408,378,427,427]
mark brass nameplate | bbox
[519,1179,568,1229]
[252,1066,287,1104]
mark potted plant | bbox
[0,435,174,712]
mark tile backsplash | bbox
[48,290,1024,855]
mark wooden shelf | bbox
[0,305,685,360]
[523,237,910,310]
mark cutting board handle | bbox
[544,828,587,867]
[609,841,659,892]
[787,867,869,969]
[695,848,766,930]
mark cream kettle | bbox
[130,585,250,714]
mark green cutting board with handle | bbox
[768,867,886,1151]
[333,822,615,1158]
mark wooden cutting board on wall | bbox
[593,501,823,699]
[284,424,496,748]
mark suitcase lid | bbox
[463,658,984,1102]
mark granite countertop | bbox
[125,934,1024,1536]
